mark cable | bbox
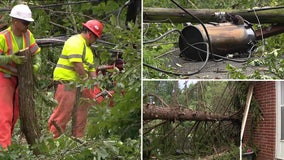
[143,42,210,76]
[253,8,265,52]
[170,0,214,56]
[0,0,102,12]
[247,5,284,12]
[144,29,181,44]
[117,0,131,28]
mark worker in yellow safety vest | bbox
[48,19,103,138]
[0,4,41,149]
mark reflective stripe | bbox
[60,54,82,59]
[81,45,94,69]
[24,31,30,47]
[29,43,39,54]
[0,65,17,75]
[0,67,15,75]
[60,55,69,59]
[1,64,17,73]
[82,45,86,60]
[3,31,13,55]
[56,64,74,70]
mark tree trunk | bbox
[143,105,240,122]
[143,7,284,24]
[16,49,41,154]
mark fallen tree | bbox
[143,104,240,122]
[143,81,254,159]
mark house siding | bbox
[243,81,276,160]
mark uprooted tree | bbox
[143,81,260,159]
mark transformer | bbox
[178,22,256,61]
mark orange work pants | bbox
[48,84,98,138]
[0,72,19,149]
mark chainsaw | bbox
[87,57,125,106]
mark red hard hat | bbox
[83,20,103,39]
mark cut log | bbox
[143,105,240,122]
[16,48,41,154]
[143,7,284,24]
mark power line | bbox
[0,0,103,12]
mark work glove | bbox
[33,63,40,74]
[0,54,26,65]
[32,54,41,75]
[11,55,26,64]
[115,58,124,71]
[107,66,120,73]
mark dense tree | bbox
[143,81,260,159]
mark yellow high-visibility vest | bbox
[0,27,40,76]
[53,34,95,81]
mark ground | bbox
[154,48,270,79]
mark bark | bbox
[36,36,67,47]
[143,104,240,122]
[143,7,284,24]
[16,49,41,154]
[255,24,284,40]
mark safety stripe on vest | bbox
[60,54,82,59]
[56,43,94,72]
[82,45,95,70]
[56,64,74,70]
[0,65,17,74]
[0,67,15,75]
[30,43,39,54]
[3,31,13,55]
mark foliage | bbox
[0,0,141,159]
[213,144,239,160]
[0,135,140,160]
[227,48,284,79]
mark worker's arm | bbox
[73,62,88,79]
[0,54,26,65]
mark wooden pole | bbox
[143,7,284,24]
[16,48,41,155]
[239,84,254,160]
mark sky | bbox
[178,80,198,89]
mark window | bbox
[281,82,284,140]
[276,81,284,159]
